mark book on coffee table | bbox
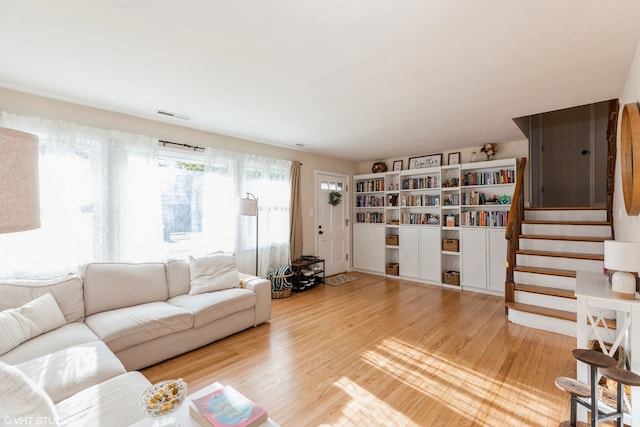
[189,385,268,427]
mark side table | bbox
[576,270,640,426]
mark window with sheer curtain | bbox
[0,112,291,278]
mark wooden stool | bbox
[555,377,590,427]
[600,366,640,427]
[571,349,617,426]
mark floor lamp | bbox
[239,193,258,276]
[0,127,41,234]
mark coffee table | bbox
[132,381,280,426]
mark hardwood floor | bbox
[141,273,582,426]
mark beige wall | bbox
[0,87,358,258]
[613,39,640,241]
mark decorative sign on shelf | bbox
[408,154,442,169]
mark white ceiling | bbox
[1,1,639,161]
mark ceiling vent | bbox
[156,110,193,121]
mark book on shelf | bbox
[189,385,268,427]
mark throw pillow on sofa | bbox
[189,253,240,295]
[0,293,66,355]
[0,275,84,323]
[0,360,58,424]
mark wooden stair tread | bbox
[514,283,575,299]
[507,302,616,329]
[506,302,576,322]
[522,219,611,226]
[516,249,604,261]
[519,234,606,243]
[513,266,576,277]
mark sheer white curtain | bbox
[0,111,291,279]
[204,149,291,276]
[0,112,160,278]
[107,132,163,261]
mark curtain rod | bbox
[159,139,205,152]
[160,140,303,166]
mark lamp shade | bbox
[238,195,257,216]
[0,127,40,233]
[604,240,640,299]
[604,240,640,272]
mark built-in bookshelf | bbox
[458,158,516,294]
[384,171,401,277]
[400,166,440,226]
[353,173,387,274]
[354,174,386,224]
[440,164,461,289]
[353,158,517,295]
[459,158,516,228]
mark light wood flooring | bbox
[142,272,584,426]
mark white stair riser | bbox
[525,210,607,222]
[514,291,576,313]
[522,223,612,238]
[513,271,576,290]
[508,309,576,336]
[519,238,603,255]
[516,254,603,272]
[508,308,616,337]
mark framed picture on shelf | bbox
[393,160,403,171]
[448,152,461,165]
[408,154,442,169]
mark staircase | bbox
[506,207,613,336]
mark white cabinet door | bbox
[353,224,369,271]
[461,228,487,289]
[399,226,420,278]
[353,224,385,273]
[369,225,386,273]
[419,227,441,283]
[487,229,507,293]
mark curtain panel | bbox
[205,149,292,277]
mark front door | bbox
[316,172,349,276]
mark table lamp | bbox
[604,240,640,299]
[0,127,40,233]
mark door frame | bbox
[314,170,351,272]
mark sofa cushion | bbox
[0,275,84,322]
[0,293,66,356]
[0,322,100,365]
[168,288,257,328]
[189,253,240,295]
[166,258,191,298]
[56,371,150,426]
[80,262,168,316]
[0,360,58,425]
[17,341,126,404]
[85,302,193,353]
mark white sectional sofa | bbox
[0,256,271,426]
